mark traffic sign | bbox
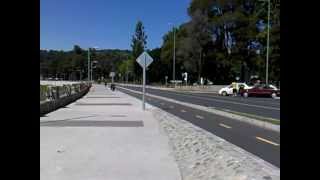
[136,52,153,68]
[109,72,115,77]
[136,52,154,111]
[109,72,115,83]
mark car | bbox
[218,83,252,96]
[241,84,280,98]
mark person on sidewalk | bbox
[104,80,107,88]
[232,82,237,96]
[238,84,245,96]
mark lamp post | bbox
[259,0,271,85]
[87,48,90,82]
[87,46,99,82]
[91,60,98,82]
[168,23,176,87]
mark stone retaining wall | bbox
[40,86,90,116]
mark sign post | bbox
[136,52,154,110]
[183,72,188,86]
[165,76,168,86]
[109,72,115,83]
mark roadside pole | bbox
[142,55,146,110]
[136,52,154,111]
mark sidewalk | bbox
[40,84,181,180]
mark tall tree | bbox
[131,21,147,81]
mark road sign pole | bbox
[142,55,146,110]
[87,48,90,82]
[136,51,153,111]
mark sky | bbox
[40,0,191,51]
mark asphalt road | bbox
[117,86,280,168]
[118,85,280,120]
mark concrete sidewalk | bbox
[40,84,181,180]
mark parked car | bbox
[241,84,280,98]
[218,83,252,96]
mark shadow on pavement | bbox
[40,120,144,127]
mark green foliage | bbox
[159,0,280,84]
[40,46,131,81]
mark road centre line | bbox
[163,91,280,111]
[256,136,280,146]
[195,115,204,119]
[123,85,279,111]
[219,123,232,129]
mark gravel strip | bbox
[152,108,280,180]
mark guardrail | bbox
[40,82,91,116]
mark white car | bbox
[269,84,279,90]
[218,83,252,96]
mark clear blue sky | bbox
[41,0,191,51]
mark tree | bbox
[73,45,83,55]
[40,46,131,81]
[131,21,147,81]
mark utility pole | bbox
[258,0,271,85]
[91,62,93,82]
[87,48,90,82]
[142,55,146,110]
[266,0,270,85]
[126,60,129,84]
[173,26,176,87]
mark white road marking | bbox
[118,86,278,111]
[219,123,232,129]
[195,115,204,119]
[167,91,280,111]
[256,137,280,146]
[181,109,186,113]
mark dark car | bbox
[241,84,280,98]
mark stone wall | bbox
[40,85,90,116]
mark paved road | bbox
[117,86,280,168]
[118,85,280,120]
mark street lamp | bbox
[87,46,99,82]
[168,23,176,87]
[91,60,98,82]
[259,0,271,85]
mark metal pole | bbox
[126,61,129,84]
[173,26,176,87]
[266,0,270,85]
[142,55,146,110]
[91,62,93,82]
[87,48,90,82]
